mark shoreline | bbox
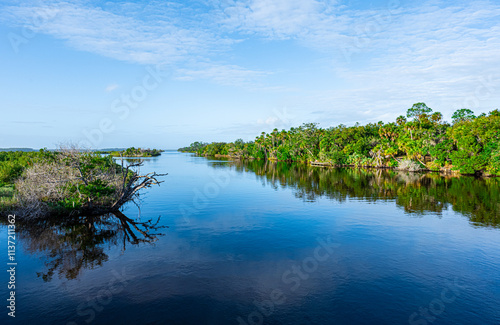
[200,154,494,177]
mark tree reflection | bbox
[16,212,166,282]
[222,160,500,227]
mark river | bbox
[1,151,499,324]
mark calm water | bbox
[1,152,500,325]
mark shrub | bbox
[486,145,500,175]
[14,150,123,217]
[426,160,442,171]
[388,159,399,168]
[0,161,24,186]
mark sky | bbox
[1,0,499,149]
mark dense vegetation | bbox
[177,142,207,153]
[0,147,164,218]
[180,104,500,175]
[108,147,162,157]
[0,150,50,186]
[0,150,52,210]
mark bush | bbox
[450,150,485,174]
[486,144,500,175]
[14,150,123,217]
[388,159,399,168]
[0,161,24,186]
[426,160,442,171]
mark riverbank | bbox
[198,154,488,177]
[180,104,500,177]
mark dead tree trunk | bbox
[111,161,167,211]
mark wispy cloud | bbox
[1,1,273,87]
[2,0,500,121]
[105,84,119,92]
[174,62,269,87]
[217,0,336,39]
[214,0,500,123]
[2,2,219,65]
[325,2,500,118]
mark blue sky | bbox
[1,0,499,149]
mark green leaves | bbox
[452,109,476,124]
[79,179,116,200]
[407,102,432,122]
[448,111,500,174]
[0,161,23,186]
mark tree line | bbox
[179,103,500,175]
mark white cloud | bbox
[219,0,332,39]
[174,62,269,87]
[105,84,119,92]
[2,0,500,122]
[226,0,500,124]
[2,2,219,65]
[332,3,500,117]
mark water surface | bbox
[1,152,499,325]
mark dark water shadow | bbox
[13,212,166,282]
[217,159,500,228]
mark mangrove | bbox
[0,146,166,218]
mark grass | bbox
[0,185,17,210]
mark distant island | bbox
[0,148,38,152]
[179,103,500,176]
[106,147,162,157]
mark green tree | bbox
[407,102,432,122]
[452,109,476,124]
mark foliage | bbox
[178,141,208,153]
[448,110,500,174]
[452,109,476,124]
[179,103,500,176]
[0,149,55,186]
[407,102,433,122]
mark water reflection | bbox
[218,160,500,227]
[15,212,166,282]
[4,154,500,325]
[7,157,500,285]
